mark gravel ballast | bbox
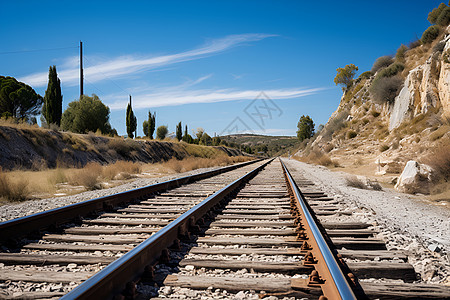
[284,159,450,285]
[0,166,220,223]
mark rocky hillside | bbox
[298,25,450,196]
[0,125,245,171]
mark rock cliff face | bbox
[0,126,245,171]
[298,25,449,194]
[390,29,450,130]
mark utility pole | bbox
[80,41,84,98]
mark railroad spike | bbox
[141,265,155,282]
[303,252,317,264]
[170,239,181,251]
[301,241,311,250]
[308,270,324,285]
[159,249,170,264]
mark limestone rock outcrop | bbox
[395,160,434,194]
[389,28,450,130]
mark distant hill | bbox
[220,134,299,156]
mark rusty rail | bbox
[280,159,357,300]
[0,159,263,243]
[61,158,273,299]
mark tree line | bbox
[0,67,228,146]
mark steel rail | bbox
[0,158,263,243]
[61,158,273,299]
[280,159,357,300]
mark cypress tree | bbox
[126,103,137,138]
[176,121,182,141]
[43,66,62,126]
[148,111,156,139]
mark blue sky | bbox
[1,1,442,137]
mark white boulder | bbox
[395,160,434,194]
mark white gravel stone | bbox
[284,159,450,284]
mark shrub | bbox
[156,125,168,140]
[49,168,67,184]
[0,168,30,201]
[371,56,394,73]
[421,25,440,44]
[408,38,422,49]
[370,75,404,104]
[298,150,338,167]
[422,142,450,182]
[69,162,102,190]
[357,71,373,81]
[396,44,408,63]
[436,7,450,26]
[103,161,142,180]
[346,176,367,189]
[378,63,405,78]
[428,3,448,24]
[108,138,139,157]
[347,130,357,139]
[322,110,349,140]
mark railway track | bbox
[1,158,449,299]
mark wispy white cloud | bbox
[19,34,275,87]
[104,76,324,110]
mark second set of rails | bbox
[0,158,449,299]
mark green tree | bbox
[0,76,43,119]
[156,125,168,140]
[176,121,182,141]
[182,125,193,143]
[42,66,62,126]
[195,128,204,140]
[143,120,149,137]
[61,94,114,134]
[334,64,358,92]
[148,111,156,139]
[428,3,448,24]
[297,115,315,142]
[212,136,221,146]
[200,132,212,145]
[126,103,137,138]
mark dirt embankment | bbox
[0,125,245,170]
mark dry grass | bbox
[156,156,252,173]
[68,162,103,190]
[422,141,450,183]
[345,175,367,189]
[429,125,450,141]
[0,167,30,202]
[103,161,142,180]
[294,150,339,167]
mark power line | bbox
[0,45,79,55]
[83,55,130,95]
